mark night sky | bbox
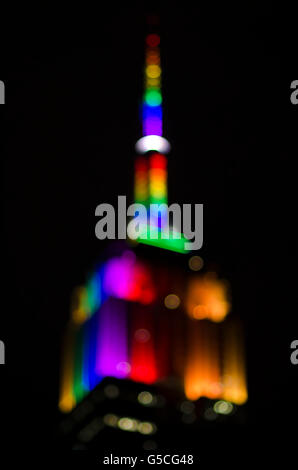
[1,6,298,465]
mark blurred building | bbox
[59,18,247,451]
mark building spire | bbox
[135,27,170,155]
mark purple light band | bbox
[95,298,129,379]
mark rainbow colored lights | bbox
[60,257,247,412]
[133,34,188,253]
[60,251,157,411]
[142,107,163,137]
[149,152,167,204]
[60,30,248,416]
[143,33,162,138]
[69,252,156,327]
[103,251,156,305]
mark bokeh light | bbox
[146,64,161,79]
[188,255,204,271]
[145,89,162,106]
[164,294,180,309]
[138,391,154,405]
[146,34,160,47]
[213,400,233,415]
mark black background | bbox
[1,5,298,467]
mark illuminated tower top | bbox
[136,32,170,154]
[133,30,189,254]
